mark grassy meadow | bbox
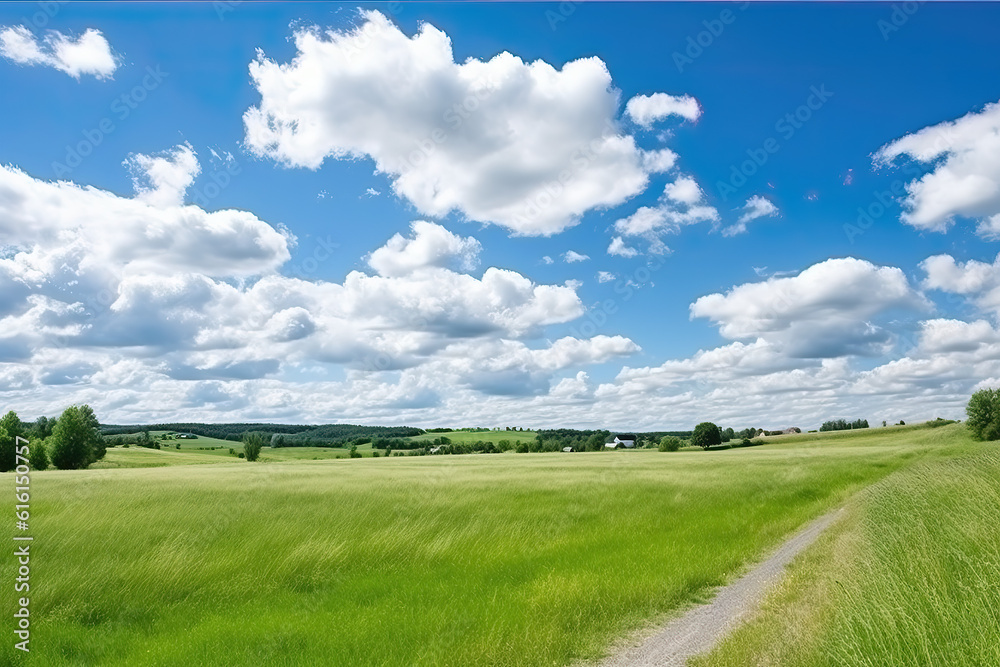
[2,423,990,665]
[405,429,538,445]
[693,428,1000,667]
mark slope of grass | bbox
[1,424,979,666]
[406,429,537,445]
[693,429,999,667]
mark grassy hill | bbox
[2,422,992,665]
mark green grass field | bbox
[693,428,1000,667]
[2,423,991,665]
[405,429,538,445]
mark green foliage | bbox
[29,439,49,471]
[691,422,722,450]
[49,405,103,470]
[658,435,682,452]
[0,410,25,472]
[12,424,977,666]
[821,418,870,432]
[966,388,1000,441]
[270,433,285,448]
[242,432,264,462]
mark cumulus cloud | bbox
[0,160,291,280]
[367,221,481,277]
[243,10,700,236]
[563,250,590,263]
[597,271,616,283]
[691,257,928,358]
[607,236,639,258]
[625,92,701,127]
[125,143,201,208]
[0,25,117,79]
[721,195,779,237]
[613,176,719,253]
[875,100,1000,237]
[921,252,1000,315]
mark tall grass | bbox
[1,424,979,666]
[694,430,1000,666]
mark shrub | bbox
[691,422,722,450]
[349,444,362,459]
[242,432,264,462]
[176,443,181,449]
[238,452,245,459]
[967,388,1000,441]
[658,436,682,452]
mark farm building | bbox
[604,434,637,449]
[562,446,574,452]
[176,433,198,439]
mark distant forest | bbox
[100,423,424,447]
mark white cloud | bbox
[125,143,201,208]
[563,250,590,263]
[691,257,927,358]
[613,176,719,252]
[625,92,701,128]
[541,255,554,265]
[0,160,291,281]
[722,195,779,237]
[243,11,701,236]
[367,221,481,277]
[0,25,117,79]
[875,100,1000,236]
[607,236,639,258]
[597,271,616,283]
[364,187,381,198]
[921,252,1000,315]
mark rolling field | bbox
[405,429,538,445]
[2,424,988,665]
[693,429,1000,667]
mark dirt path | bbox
[599,508,844,667]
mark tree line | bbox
[0,406,106,471]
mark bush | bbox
[967,388,1000,441]
[691,422,722,450]
[238,452,245,459]
[176,443,181,449]
[242,432,264,462]
[349,444,362,459]
[658,435,682,452]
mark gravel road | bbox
[599,508,844,667]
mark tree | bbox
[659,435,682,452]
[242,432,264,462]
[0,411,25,472]
[967,388,1000,441]
[29,440,49,471]
[79,405,106,463]
[49,406,102,470]
[270,434,285,448]
[721,427,735,443]
[691,422,722,450]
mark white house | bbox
[605,434,637,449]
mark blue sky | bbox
[2,2,1000,430]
